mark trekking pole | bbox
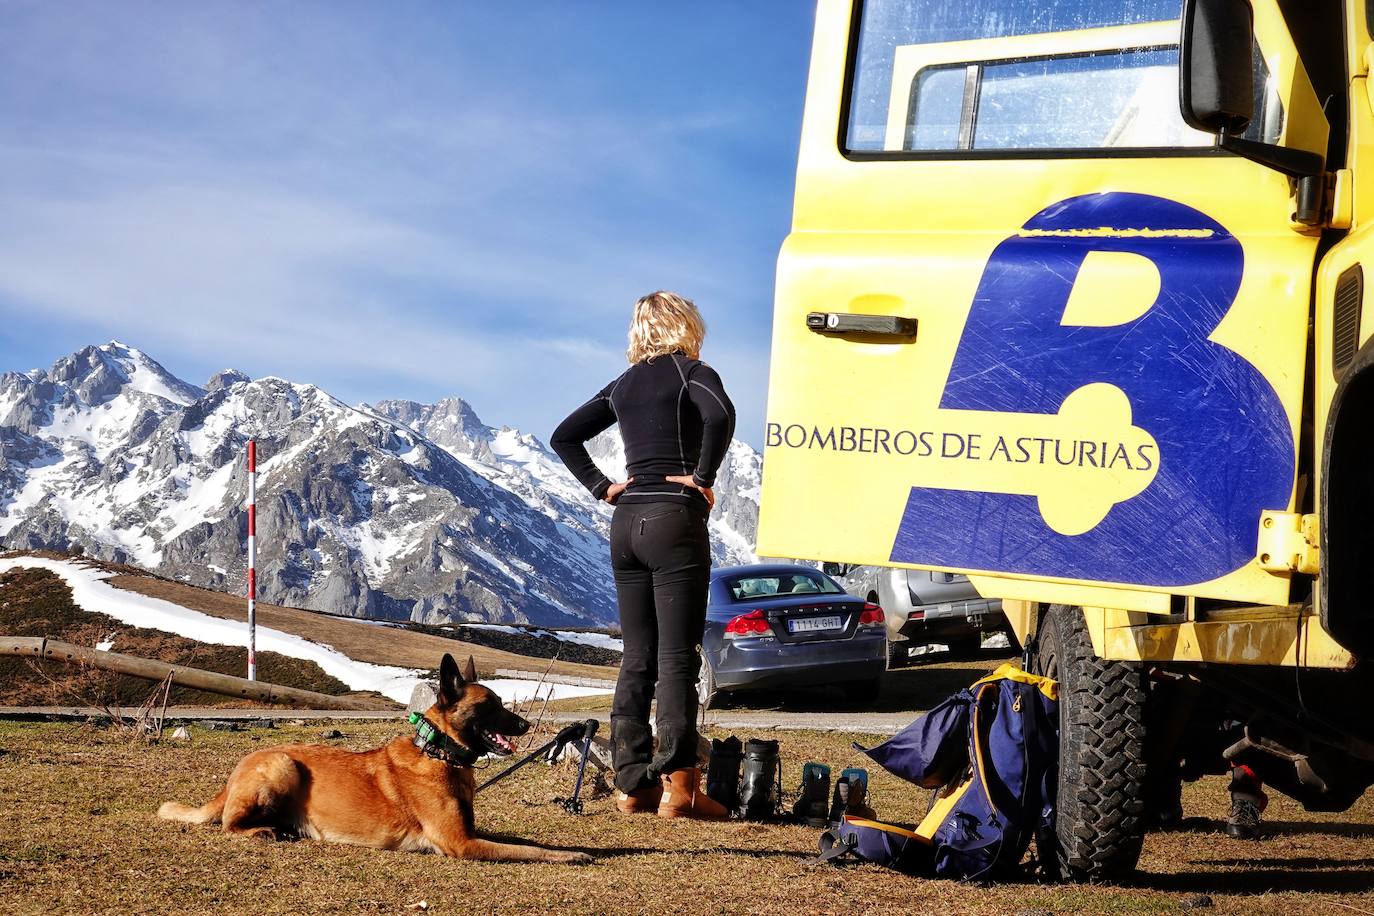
[475,720,587,793]
[558,719,600,815]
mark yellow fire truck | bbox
[758,0,1371,879]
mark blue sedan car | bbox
[698,563,887,708]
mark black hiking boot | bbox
[1225,797,1263,840]
[738,739,782,821]
[705,737,743,813]
[1225,764,1266,840]
[791,762,831,827]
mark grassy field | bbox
[5,718,1374,915]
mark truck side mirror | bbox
[1179,0,1254,136]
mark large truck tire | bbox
[1036,604,1147,882]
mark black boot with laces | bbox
[1225,797,1263,840]
[1225,764,1266,841]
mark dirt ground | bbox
[4,717,1374,916]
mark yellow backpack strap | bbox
[971,662,1059,701]
[844,816,929,842]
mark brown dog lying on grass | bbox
[158,653,592,864]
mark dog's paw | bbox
[558,851,594,866]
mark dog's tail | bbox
[158,789,226,825]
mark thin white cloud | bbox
[0,3,793,446]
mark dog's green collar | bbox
[407,711,480,768]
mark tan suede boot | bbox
[657,767,730,820]
[615,782,664,814]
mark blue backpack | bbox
[813,664,1059,881]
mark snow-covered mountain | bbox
[368,397,761,570]
[0,343,761,626]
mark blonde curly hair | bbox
[626,291,706,363]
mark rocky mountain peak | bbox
[206,368,251,392]
[48,341,205,409]
[370,396,496,464]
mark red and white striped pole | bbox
[247,439,257,681]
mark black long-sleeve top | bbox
[550,352,735,507]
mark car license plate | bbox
[788,615,843,634]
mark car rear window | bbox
[726,572,844,601]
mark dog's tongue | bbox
[495,734,514,752]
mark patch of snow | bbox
[123,357,199,405]
[463,623,622,653]
[477,679,611,705]
[549,630,623,652]
[710,517,757,564]
[462,623,523,635]
[45,396,146,459]
[0,446,159,563]
[466,545,525,586]
[528,587,589,621]
[96,639,115,651]
[158,458,236,543]
[350,516,425,579]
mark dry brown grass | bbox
[4,719,1374,915]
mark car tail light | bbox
[858,603,885,627]
[724,609,772,638]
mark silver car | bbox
[821,563,1011,668]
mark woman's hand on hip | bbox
[666,475,715,509]
[604,479,632,505]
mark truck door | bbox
[758,0,1327,607]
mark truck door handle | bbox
[806,312,918,340]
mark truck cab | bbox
[759,0,1373,880]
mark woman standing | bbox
[551,291,735,820]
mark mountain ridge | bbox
[0,342,761,626]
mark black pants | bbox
[608,500,711,792]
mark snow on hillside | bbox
[0,557,609,705]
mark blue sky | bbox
[0,2,815,448]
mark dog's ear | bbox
[463,654,477,684]
[437,652,465,706]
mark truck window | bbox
[846,0,1282,154]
